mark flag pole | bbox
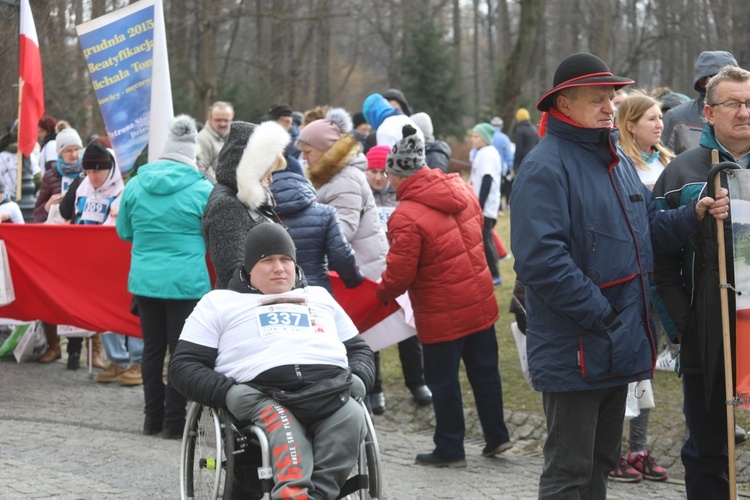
[712,148,737,499]
[15,75,23,201]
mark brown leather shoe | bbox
[96,364,126,383]
[119,365,143,386]
[88,334,106,369]
[38,344,62,363]
[38,323,61,364]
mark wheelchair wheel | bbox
[181,403,235,500]
[339,402,382,500]
[362,407,382,499]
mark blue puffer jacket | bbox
[270,170,363,292]
[510,112,700,392]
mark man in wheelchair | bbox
[170,223,376,500]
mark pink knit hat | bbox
[298,119,341,152]
[366,145,391,170]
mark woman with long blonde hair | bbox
[616,92,674,190]
[609,91,673,483]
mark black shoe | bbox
[370,392,386,415]
[482,441,513,457]
[415,452,466,468]
[411,385,432,406]
[143,421,163,436]
[162,427,183,440]
[66,352,80,371]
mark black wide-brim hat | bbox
[536,52,634,112]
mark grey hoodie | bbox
[660,50,738,154]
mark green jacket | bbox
[117,160,213,299]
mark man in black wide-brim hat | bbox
[510,52,730,499]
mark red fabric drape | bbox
[0,225,396,338]
[0,225,139,335]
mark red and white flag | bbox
[18,0,44,156]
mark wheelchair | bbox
[180,399,382,500]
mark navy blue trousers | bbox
[422,325,510,460]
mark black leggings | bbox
[482,217,499,278]
[135,295,198,431]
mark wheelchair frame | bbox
[180,400,382,500]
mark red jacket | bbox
[376,168,499,344]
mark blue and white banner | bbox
[76,0,173,173]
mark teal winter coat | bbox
[116,160,213,299]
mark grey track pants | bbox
[226,384,366,500]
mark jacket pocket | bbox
[582,219,633,285]
[579,301,649,381]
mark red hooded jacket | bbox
[376,167,499,343]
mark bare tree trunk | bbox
[314,0,331,105]
[270,0,286,100]
[198,0,219,116]
[452,0,462,80]
[498,0,546,127]
[472,0,480,119]
[487,0,495,103]
[588,0,612,61]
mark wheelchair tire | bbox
[363,408,382,499]
[181,403,235,500]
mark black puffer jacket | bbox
[169,270,375,409]
[270,170,363,292]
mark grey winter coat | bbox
[308,134,388,280]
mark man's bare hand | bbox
[695,188,729,221]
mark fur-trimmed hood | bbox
[236,121,290,209]
[214,121,290,209]
[307,134,361,189]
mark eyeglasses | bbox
[709,100,750,111]
[367,170,388,178]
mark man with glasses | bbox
[653,64,750,499]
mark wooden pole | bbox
[15,76,23,201]
[713,148,737,499]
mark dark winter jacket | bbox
[425,140,452,173]
[168,270,375,410]
[33,168,65,222]
[202,121,288,289]
[510,111,701,392]
[513,120,539,171]
[660,50,738,154]
[652,124,738,404]
[270,170,363,292]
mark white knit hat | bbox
[55,128,83,156]
[160,115,197,168]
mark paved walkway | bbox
[0,358,741,499]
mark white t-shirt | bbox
[636,157,666,191]
[179,286,358,383]
[39,140,57,171]
[0,200,24,223]
[470,145,502,218]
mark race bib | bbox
[376,206,395,229]
[80,195,112,224]
[256,303,312,338]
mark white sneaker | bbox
[655,347,676,372]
